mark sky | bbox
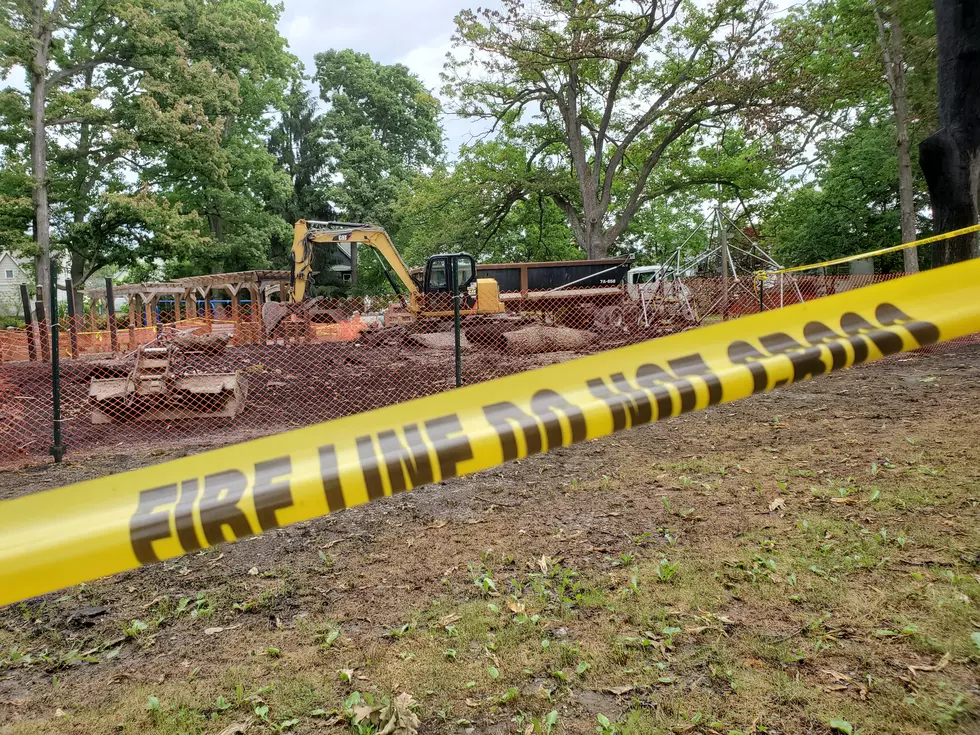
[278,0,501,156]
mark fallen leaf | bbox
[507,599,526,614]
[438,613,461,627]
[603,685,634,695]
[204,624,242,636]
[247,567,258,576]
[829,497,857,504]
[769,497,785,512]
[822,669,853,682]
[216,721,251,735]
[430,520,449,529]
[319,538,346,549]
[465,698,481,707]
[908,651,951,676]
[54,709,66,718]
[537,555,554,573]
[824,684,849,692]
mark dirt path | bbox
[1,346,978,734]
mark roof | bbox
[172,270,291,289]
[81,271,292,299]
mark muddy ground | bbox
[0,338,605,463]
[0,345,978,734]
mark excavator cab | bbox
[422,254,478,311]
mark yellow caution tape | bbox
[2,260,980,606]
[758,223,980,277]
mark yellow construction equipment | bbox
[290,220,505,317]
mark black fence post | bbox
[452,256,462,388]
[758,276,765,313]
[19,284,37,362]
[50,262,65,463]
[105,277,119,353]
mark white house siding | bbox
[0,253,31,317]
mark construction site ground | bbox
[1,345,978,735]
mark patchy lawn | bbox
[1,346,979,735]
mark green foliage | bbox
[767,119,928,269]
[314,49,442,227]
[0,0,298,287]
[267,81,333,264]
[393,140,582,266]
[445,0,796,257]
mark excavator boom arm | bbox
[290,220,420,307]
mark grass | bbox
[2,375,979,733]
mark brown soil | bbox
[0,345,978,734]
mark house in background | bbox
[0,252,32,317]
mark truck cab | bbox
[418,253,504,315]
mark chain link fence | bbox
[0,273,974,465]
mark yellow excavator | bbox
[291,220,505,315]
[265,221,507,336]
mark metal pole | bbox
[65,278,79,358]
[105,277,119,352]
[758,275,764,313]
[452,257,462,388]
[20,284,37,362]
[50,262,64,463]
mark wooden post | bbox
[35,294,50,362]
[128,295,136,348]
[20,284,37,362]
[202,287,212,325]
[89,297,98,332]
[249,284,263,341]
[65,277,80,358]
[105,278,119,353]
[174,291,182,323]
[230,286,241,324]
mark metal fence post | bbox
[50,262,65,462]
[758,275,765,313]
[452,257,462,387]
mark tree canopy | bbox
[0,0,966,301]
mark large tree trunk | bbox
[871,1,919,272]
[918,0,980,266]
[29,0,52,314]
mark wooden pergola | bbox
[172,270,291,324]
[80,271,291,349]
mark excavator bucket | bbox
[89,344,247,424]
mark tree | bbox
[0,0,298,308]
[766,119,923,270]
[870,0,931,272]
[314,50,443,227]
[393,140,581,265]
[445,0,788,259]
[919,0,980,265]
[268,82,332,225]
[777,0,936,272]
